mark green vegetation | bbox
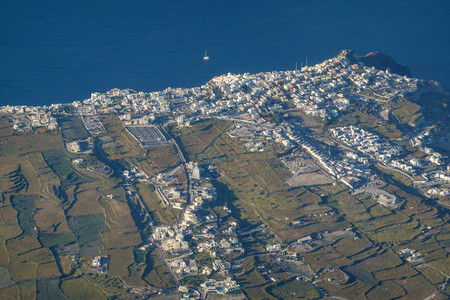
[67,214,108,257]
[61,277,107,299]
[366,280,405,299]
[417,265,446,285]
[179,274,207,287]
[345,264,378,286]
[100,116,146,162]
[5,165,28,193]
[10,195,37,236]
[167,117,449,298]
[168,120,231,161]
[37,279,66,300]
[373,264,418,281]
[397,274,437,299]
[83,271,124,297]
[142,249,175,289]
[235,257,275,300]
[0,285,20,299]
[0,266,15,289]
[42,150,94,187]
[39,233,76,248]
[0,117,145,297]
[135,182,178,226]
[58,116,90,142]
[375,164,413,186]
[209,134,309,240]
[269,278,320,300]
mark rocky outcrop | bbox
[359,51,412,77]
[338,50,412,77]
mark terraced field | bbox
[0,118,142,298]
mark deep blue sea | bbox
[1,0,449,106]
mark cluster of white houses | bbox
[2,49,421,129]
[3,51,444,191]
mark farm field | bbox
[0,110,448,299]
[0,118,145,297]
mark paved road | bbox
[161,126,193,218]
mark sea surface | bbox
[1,0,449,106]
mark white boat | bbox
[203,49,209,61]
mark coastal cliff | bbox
[339,49,412,77]
[359,51,412,77]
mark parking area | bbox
[126,126,169,147]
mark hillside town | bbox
[0,50,421,128]
[1,49,448,198]
[0,50,449,298]
[0,50,450,299]
[2,52,447,190]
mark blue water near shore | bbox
[1,0,449,106]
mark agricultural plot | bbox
[234,257,274,299]
[67,188,104,216]
[39,232,76,249]
[332,237,373,258]
[82,270,124,297]
[395,274,437,299]
[100,116,146,160]
[0,119,146,298]
[0,205,22,243]
[358,249,402,273]
[365,280,405,300]
[169,119,231,161]
[10,195,38,236]
[42,150,94,187]
[268,278,320,300]
[0,285,20,299]
[416,265,446,285]
[61,277,107,300]
[135,182,179,226]
[142,249,176,289]
[331,189,427,243]
[67,214,108,257]
[373,264,418,281]
[58,116,90,142]
[37,278,66,300]
[107,248,135,278]
[386,97,423,127]
[197,143,224,163]
[140,145,181,176]
[210,138,310,239]
[100,197,141,250]
[34,198,72,235]
[0,131,63,159]
[0,266,15,289]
